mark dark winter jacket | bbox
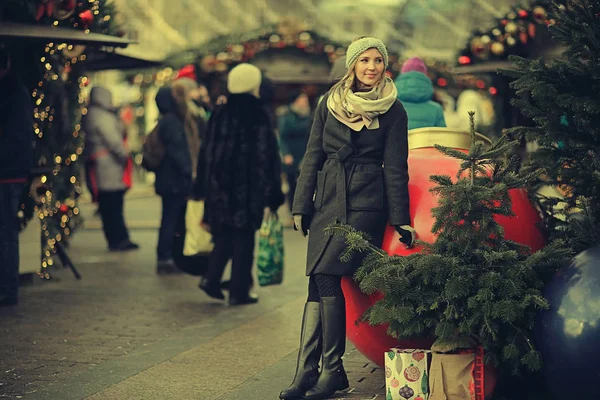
[278,108,311,172]
[82,87,129,192]
[293,94,410,276]
[194,94,284,231]
[395,71,446,130]
[154,87,193,196]
[0,70,35,181]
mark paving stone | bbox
[0,194,386,400]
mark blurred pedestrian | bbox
[195,63,284,306]
[0,49,35,307]
[153,81,199,273]
[394,57,446,129]
[278,90,311,214]
[282,37,415,400]
[82,87,138,252]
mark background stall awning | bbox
[81,46,164,71]
[0,22,135,47]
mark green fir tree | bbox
[501,0,600,253]
[327,113,570,375]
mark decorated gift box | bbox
[385,349,430,400]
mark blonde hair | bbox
[329,36,385,102]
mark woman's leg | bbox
[280,275,323,400]
[199,227,233,300]
[228,228,256,305]
[304,274,349,400]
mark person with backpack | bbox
[82,86,138,252]
[152,82,198,274]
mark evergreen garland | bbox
[501,0,600,254]
[327,113,570,375]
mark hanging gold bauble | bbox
[470,37,489,60]
[533,6,548,23]
[505,21,519,35]
[490,42,505,55]
[506,36,517,47]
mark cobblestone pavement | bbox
[0,193,385,400]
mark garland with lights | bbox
[0,0,118,277]
[170,18,402,84]
[456,0,567,66]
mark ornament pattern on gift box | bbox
[399,385,415,399]
[386,349,430,400]
[386,366,392,378]
[404,365,421,382]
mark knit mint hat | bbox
[345,37,389,69]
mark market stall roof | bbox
[82,47,164,71]
[0,22,135,47]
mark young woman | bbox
[281,37,416,400]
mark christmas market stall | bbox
[452,1,565,135]
[167,18,402,108]
[0,0,133,278]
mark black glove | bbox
[395,225,416,248]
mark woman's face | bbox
[354,48,385,89]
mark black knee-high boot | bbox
[280,302,322,400]
[303,297,349,400]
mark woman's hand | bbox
[395,225,416,248]
[293,214,308,237]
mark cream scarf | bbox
[327,76,398,131]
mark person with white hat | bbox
[195,63,284,306]
[281,36,415,400]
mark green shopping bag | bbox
[257,216,284,286]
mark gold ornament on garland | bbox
[533,6,548,23]
[506,36,517,46]
[470,37,489,59]
[490,42,505,55]
[505,21,518,35]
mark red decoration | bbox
[59,204,69,213]
[458,56,471,65]
[36,0,55,21]
[404,366,421,382]
[437,77,448,87]
[79,10,94,26]
[489,87,498,96]
[476,79,486,89]
[518,9,529,18]
[341,137,545,369]
[528,23,537,38]
[501,19,508,26]
[176,64,197,81]
[520,31,529,44]
[412,352,425,362]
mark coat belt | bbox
[326,145,381,223]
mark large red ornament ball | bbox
[79,10,94,27]
[342,128,545,369]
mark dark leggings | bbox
[307,274,344,302]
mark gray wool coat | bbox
[292,94,410,276]
[82,87,128,192]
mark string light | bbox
[22,3,115,277]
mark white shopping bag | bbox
[183,200,214,256]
